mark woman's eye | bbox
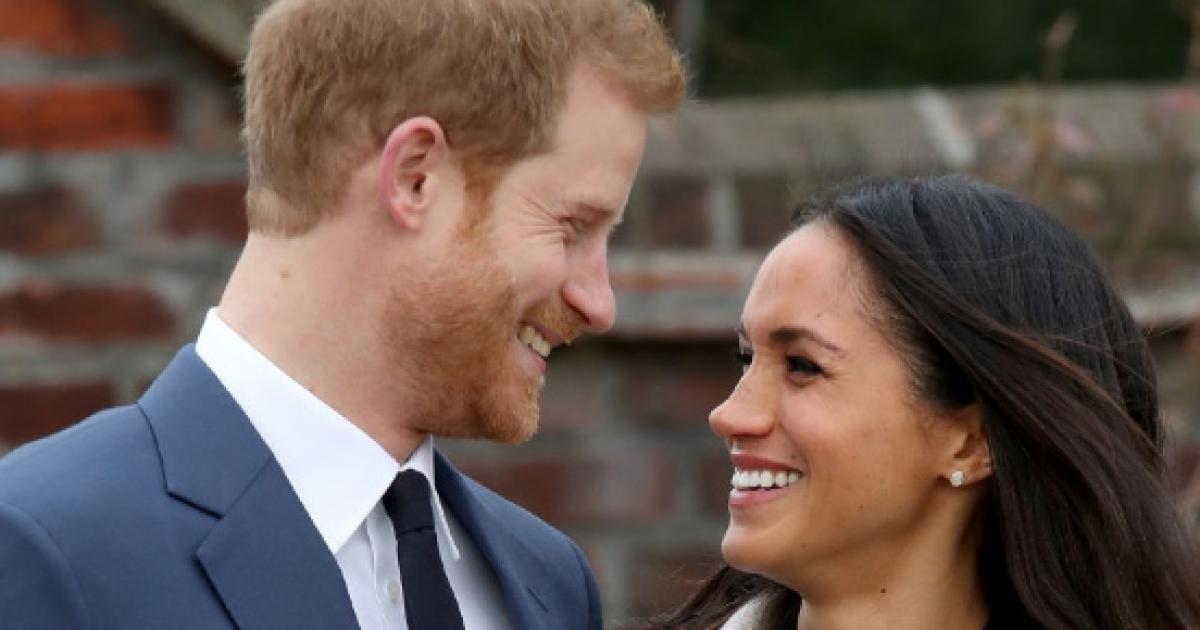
[733,349,753,372]
[786,356,823,377]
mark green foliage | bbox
[667,0,1191,96]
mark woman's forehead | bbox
[742,225,873,339]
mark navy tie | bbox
[382,470,466,630]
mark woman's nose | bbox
[709,374,774,441]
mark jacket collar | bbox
[139,346,359,630]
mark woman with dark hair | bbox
[630,175,1200,630]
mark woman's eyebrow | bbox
[736,323,845,356]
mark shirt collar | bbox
[194,308,460,560]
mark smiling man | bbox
[0,1,684,629]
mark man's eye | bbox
[787,356,823,376]
[562,217,586,242]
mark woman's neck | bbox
[791,509,988,630]
[795,582,987,630]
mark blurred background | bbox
[0,0,1198,624]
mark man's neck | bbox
[217,231,425,463]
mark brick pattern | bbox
[0,382,116,445]
[647,176,710,247]
[0,0,133,57]
[457,453,675,527]
[737,175,794,249]
[0,187,101,255]
[538,349,604,433]
[0,82,174,151]
[619,344,740,427]
[0,3,1197,626]
[160,179,248,244]
[699,451,734,517]
[0,282,175,343]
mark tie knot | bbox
[383,470,435,534]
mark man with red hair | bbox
[0,1,684,628]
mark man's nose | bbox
[562,243,616,333]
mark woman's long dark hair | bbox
[626,175,1200,630]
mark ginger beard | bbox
[383,208,583,444]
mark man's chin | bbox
[427,394,540,445]
[478,394,540,444]
[434,414,538,445]
[486,416,539,445]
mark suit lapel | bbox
[140,346,359,630]
[195,462,359,630]
[435,453,555,630]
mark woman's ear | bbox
[378,116,450,231]
[938,403,992,488]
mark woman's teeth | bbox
[731,468,802,491]
[519,325,552,358]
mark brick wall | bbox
[1,0,1198,624]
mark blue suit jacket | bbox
[0,346,602,630]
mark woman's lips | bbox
[730,452,802,473]
[728,451,805,508]
[729,485,795,507]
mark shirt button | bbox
[386,579,403,605]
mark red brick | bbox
[0,381,115,445]
[458,453,674,527]
[610,269,746,293]
[699,451,733,516]
[537,351,602,433]
[0,186,101,255]
[0,0,133,57]
[630,547,724,617]
[161,180,248,244]
[189,90,243,153]
[620,344,740,427]
[0,82,174,151]
[0,281,175,343]
[647,176,709,247]
[737,175,794,248]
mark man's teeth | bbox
[731,468,803,490]
[519,325,552,358]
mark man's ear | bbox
[938,403,993,488]
[378,116,450,231]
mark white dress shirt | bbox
[720,596,768,629]
[195,309,513,630]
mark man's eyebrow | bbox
[735,323,845,356]
[572,200,624,227]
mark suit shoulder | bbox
[0,404,160,519]
[0,501,90,629]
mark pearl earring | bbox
[950,470,966,487]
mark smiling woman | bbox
[625,175,1200,630]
